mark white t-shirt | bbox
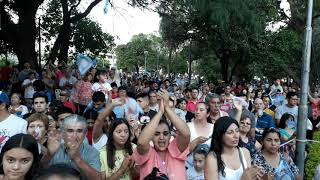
[92,82,112,101]
[149,104,159,112]
[9,105,29,117]
[93,134,108,151]
[22,79,36,99]
[275,104,298,121]
[275,104,313,130]
[0,114,27,151]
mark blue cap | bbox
[0,92,10,105]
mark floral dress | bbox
[72,80,93,105]
[252,152,299,180]
[240,138,257,157]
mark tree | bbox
[42,0,103,64]
[115,34,157,73]
[115,33,188,74]
[72,18,115,56]
[0,0,44,69]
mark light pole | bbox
[296,0,313,178]
[144,50,148,73]
[38,17,41,68]
[187,30,194,84]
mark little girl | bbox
[92,69,112,103]
[187,144,209,180]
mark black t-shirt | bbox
[138,109,157,124]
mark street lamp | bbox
[144,50,148,73]
[187,30,194,84]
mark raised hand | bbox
[241,165,264,180]
[65,140,81,160]
[194,136,209,145]
[120,154,134,172]
[157,89,170,107]
[233,99,243,112]
[47,130,61,156]
[113,98,125,107]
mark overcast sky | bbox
[89,0,160,45]
[87,0,289,44]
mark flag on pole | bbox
[76,54,97,76]
[103,0,109,14]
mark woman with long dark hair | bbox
[0,133,40,180]
[204,117,262,180]
[100,119,135,180]
[252,128,300,180]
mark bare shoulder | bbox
[240,147,250,156]
[206,151,218,162]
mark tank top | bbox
[219,148,247,180]
[187,122,213,147]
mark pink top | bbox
[72,80,93,105]
[133,138,189,180]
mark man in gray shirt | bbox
[44,114,101,179]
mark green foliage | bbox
[42,0,115,62]
[195,53,220,83]
[115,33,187,74]
[305,132,320,179]
[41,0,62,42]
[73,18,115,56]
[157,0,282,82]
[0,58,16,68]
[248,29,303,80]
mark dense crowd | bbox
[0,61,319,180]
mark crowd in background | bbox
[0,61,319,179]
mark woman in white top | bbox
[8,93,29,117]
[205,116,263,180]
[188,102,213,150]
[187,102,213,169]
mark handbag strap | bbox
[238,147,246,171]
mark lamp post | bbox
[144,50,148,73]
[295,0,313,178]
[38,17,41,68]
[187,30,194,84]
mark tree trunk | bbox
[47,0,102,65]
[168,47,173,75]
[0,0,44,70]
[219,50,230,83]
[17,10,38,69]
[57,23,71,63]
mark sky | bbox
[88,0,160,45]
[88,0,290,45]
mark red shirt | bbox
[86,128,93,145]
[0,67,13,81]
[186,99,199,113]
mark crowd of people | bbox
[0,61,319,180]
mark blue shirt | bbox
[256,113,275,140]
[113,97,143,119]
[49,143,101,172]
